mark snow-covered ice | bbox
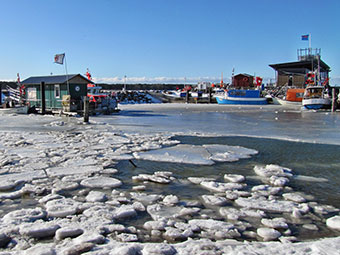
[0,104,339,254]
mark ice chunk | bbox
[112,205,137,219]
[116,233,138,242]
[144,220,167,231]
[133,144,257,165]
[3,207,47,224]
[162,195,179,205]
[0,180,20,191]
[235,197,297,213]
[19,222,60,238]
[251,184,282,196]
[326,216,340,230]
[254,164,293,178]
[200,181,244,192]
[187,177,215,185]
[204,144,258,162]
[55,227,84,240]
[261,218,288,229]
[147,204,198,221]
[47,165,103,177]
[86,191,108,202]
[282,193,306,203]
[224,174,245,183]
[80,176,122,188]
[257,227,281,241]
[23,244,56,255]
[130,192,163,205]
[142,243,176,255]
[201,195,228,206]
[132,173,171,184]
[133,144,214,165]
[219,207,266,220]
[45,198,80,218]
[163,227,186,241]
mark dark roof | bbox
[269,59,331,73]
[234,73,253,78]
[21,74,93,85]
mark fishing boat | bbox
[161,90,187,101]
[86,70,118,114]
[301,71,331,110]
[302,85,331,109]
[215,89,268,105]
[0,74,29,114]
[275,88,305,106]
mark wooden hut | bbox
[232,73,254,88]
[21,74,92,112]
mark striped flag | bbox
[54,53,65,64]
[301,34,309,41]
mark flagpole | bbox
[64,53,70,94]
[309,33,312,50]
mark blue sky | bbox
[1,0,339,84]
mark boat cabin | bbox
[21,74,92,112]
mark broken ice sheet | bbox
[133,144,258,165]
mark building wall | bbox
[277,74,305,88]
[25,83,87,110]
[234,75,254,88]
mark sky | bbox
[1,0,339,84]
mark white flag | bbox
[54,53,65,64]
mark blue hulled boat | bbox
[215,89,268,105]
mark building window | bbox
[55,84,60,98]
[27,87,37,99]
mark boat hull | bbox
[302,98,331,110]
[276,98,302,106]
[216,97,268,105]
[0,106,28,114]
[215,90,268,105]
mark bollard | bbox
[84,96,89,123]
[40,82,46,114]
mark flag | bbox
[301,34,309,41]
[54,53,65,64]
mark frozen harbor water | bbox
[0,104,340,254]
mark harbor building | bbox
[269,48,331,88]
[21,74,92,112]
[232,74,254,88]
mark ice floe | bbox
[326,216,340,230]
[257,227,281,241]
[80,176,122,188]
[133,144,258,165]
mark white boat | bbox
[162,90,186,100]
[0,105,28,114]
[275,88,305,106]
[302,85,331,110]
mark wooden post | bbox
[0,84,2,106]
[185,91,189,103]
[208,87,212,103]
[84,96,89,123]
[40,81,46,114]
[332,88,336,112]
